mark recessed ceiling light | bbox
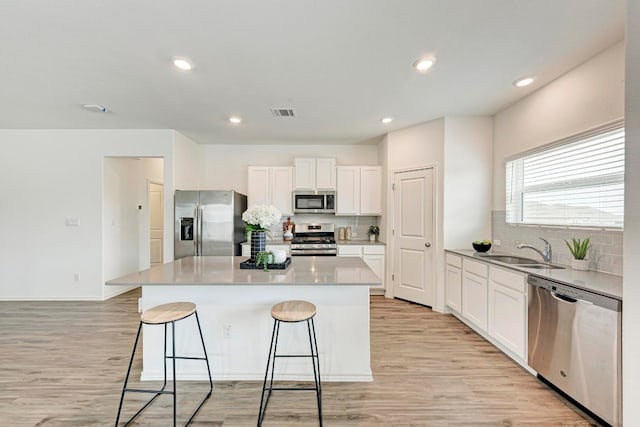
[229,116,242,124]
[413,57,436,73]
[513,76,534,87]
[380,117,394,124]
[173,58,193,71]
[82,104,110,113]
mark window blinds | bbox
[506,125,625,228]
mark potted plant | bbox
[255,251,273,271]
[368,225,380,242]
[564,237,591,271]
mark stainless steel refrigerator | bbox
[174,190,247,259]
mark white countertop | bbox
[446,249,622,300]
[106,256,381,287]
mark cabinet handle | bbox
[425,242,431,248]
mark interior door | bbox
[393,168,434,306]
[149,182,164,266]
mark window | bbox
[506,123,624,228]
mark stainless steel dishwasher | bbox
[528,275,622,426]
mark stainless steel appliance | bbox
[528,275,622,426]
[290,223,337,256]
[293,191,335,214]
[174,190,247,259]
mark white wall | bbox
[624,1,640,423]
[380,117,493,310]
[382,118,445,306]
[103,157,164,299]
[174,131,204,190]
[493,41,625,210]
[0,130,176,300]
[201,144,379,193]
[443,117,493,248]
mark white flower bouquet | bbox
[242,205,282,232]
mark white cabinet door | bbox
[270,167,293,215]
[315,158,336,190]
[336,166,359,215]
[488,267,527,360]
[294,158,336,190]
[445,263,462,313]
[248,166,271,206]
[462,270,488,332]
[360,166,382,215]
[248,166,293,216]
[363,254,384,290]
[294,158,316,190]
[337,245,362,257]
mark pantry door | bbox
[392,168,435,307]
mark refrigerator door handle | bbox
[194,205,200,256]
[198,205,204,256]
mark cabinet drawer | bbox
[490,266,526,293]
[363,245,384,255]
[445,253,462,268]
[463,258,488,278]
[337,245,363,256]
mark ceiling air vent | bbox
[271,108,295,118]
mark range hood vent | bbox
[271,108,295,117]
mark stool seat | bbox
[271,300,317,322]
[141,302,196,324]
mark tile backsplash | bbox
[264,214,380,241]
[492,211,623,275]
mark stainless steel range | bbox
[290,223,337,256]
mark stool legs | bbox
[115,311,213,427]
[257,318,322,426]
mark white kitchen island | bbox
[106,256,380,382]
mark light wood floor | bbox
[0,290,600,426]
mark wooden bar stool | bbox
[257,300,322,426]
[115,302,213,427]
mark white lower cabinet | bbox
[461,259,488,332]
[337,244,385,292]
[488,266,527,361]
[445,254,462,313]
[447,252,529,368]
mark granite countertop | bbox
[106,256,380,287]
[445,249,622,301]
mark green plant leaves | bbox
[564,237,591,260]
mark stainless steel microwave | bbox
[293,191,336,214]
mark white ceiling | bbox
[0,0,624,145]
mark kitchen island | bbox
[106,256,380,382]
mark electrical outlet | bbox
[73,272,80,282]
[493,239,502,246]
[224,324,232,339]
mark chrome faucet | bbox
[517,237,552,262]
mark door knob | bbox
[425,242,431,247]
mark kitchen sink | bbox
[517,264,565,270]
[477,255,540,264]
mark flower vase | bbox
[251,231,266,261]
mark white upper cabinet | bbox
[294,158,336,190]
[336,166,382,216]
[360,166,382,215]
[248,166,293,215]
